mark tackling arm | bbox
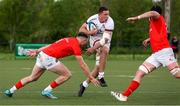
[75,56,99,86]
[75,56,93,79]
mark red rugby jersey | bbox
[42,37,81,58]
[149,16,170,53]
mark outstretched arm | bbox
[126,11,160,23]
[27,44,50,57]
[75,56,99,86]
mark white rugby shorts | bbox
[145,48,176,68]
[35,51,60,70]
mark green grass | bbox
[0,58,180,105]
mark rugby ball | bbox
[86,22,97,31]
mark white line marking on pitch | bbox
[21,68,31,70]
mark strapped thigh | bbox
[138,62,156,74]
[138,64,150,74]
[170,67,180,76]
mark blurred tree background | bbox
[0,0,179,54]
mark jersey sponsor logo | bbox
[97,24,105,34]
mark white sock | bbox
[44,85,53,92]
[9,86,17,93]
[98,72,104,79]
[82,80,89,88]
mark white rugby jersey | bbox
[86,14,114,38]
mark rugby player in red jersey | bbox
[111,5,180,101]
[4,32,99,99]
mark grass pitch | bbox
[0,56,180,105]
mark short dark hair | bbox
[77,32,88,38]
[98,6,108,13]
[151,5,162,14]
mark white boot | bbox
[111,91,128,101]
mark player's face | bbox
[99,10,109,23]
[80,38,88,46]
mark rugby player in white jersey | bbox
[78,6,114,97]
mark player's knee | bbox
[64,71,72,80]
[138,65,149,74]
[100,48,109,58]
[170,68,180,78]
[68,72,72,79]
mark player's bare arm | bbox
[143,38,150,48]
[27,44,50,57]
[79,23,97,35]
[75,56,99,86]
[126,11,160,23]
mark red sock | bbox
[50,81,59,89]
[122,80,140,97]
[15,81,23,89]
